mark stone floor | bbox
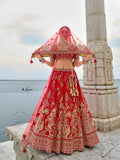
[0,141,15,160]
[1,126,120,160]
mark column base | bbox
[93,114,120,131]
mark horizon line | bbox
[0,79,84,81]
[0,79,120,81]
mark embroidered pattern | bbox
[69,70,79,102]
[21,69,100,154]
[51,37,77,51]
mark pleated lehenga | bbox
[21,67,100,154]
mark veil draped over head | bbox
[30,26,97,63]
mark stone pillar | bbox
[81,0,120,131]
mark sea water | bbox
[0,79,120,143]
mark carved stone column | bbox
[81,0,120,131]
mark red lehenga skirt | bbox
[21,68,100,154]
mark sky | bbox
[0,0,120,80]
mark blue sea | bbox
[0,79,120,143]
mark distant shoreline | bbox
[0,79,119,81]
[0,79,84,81]
[0,79,49,81]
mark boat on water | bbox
[22,87,33,91]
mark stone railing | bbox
[6,123,58,160]
[6,123,120,159]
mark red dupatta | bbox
[30,26,97,63]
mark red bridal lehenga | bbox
[21,26,100,154]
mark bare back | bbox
[55,57,74,69]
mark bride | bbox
[21,26,99,154]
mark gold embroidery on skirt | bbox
[69,71,79,102]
